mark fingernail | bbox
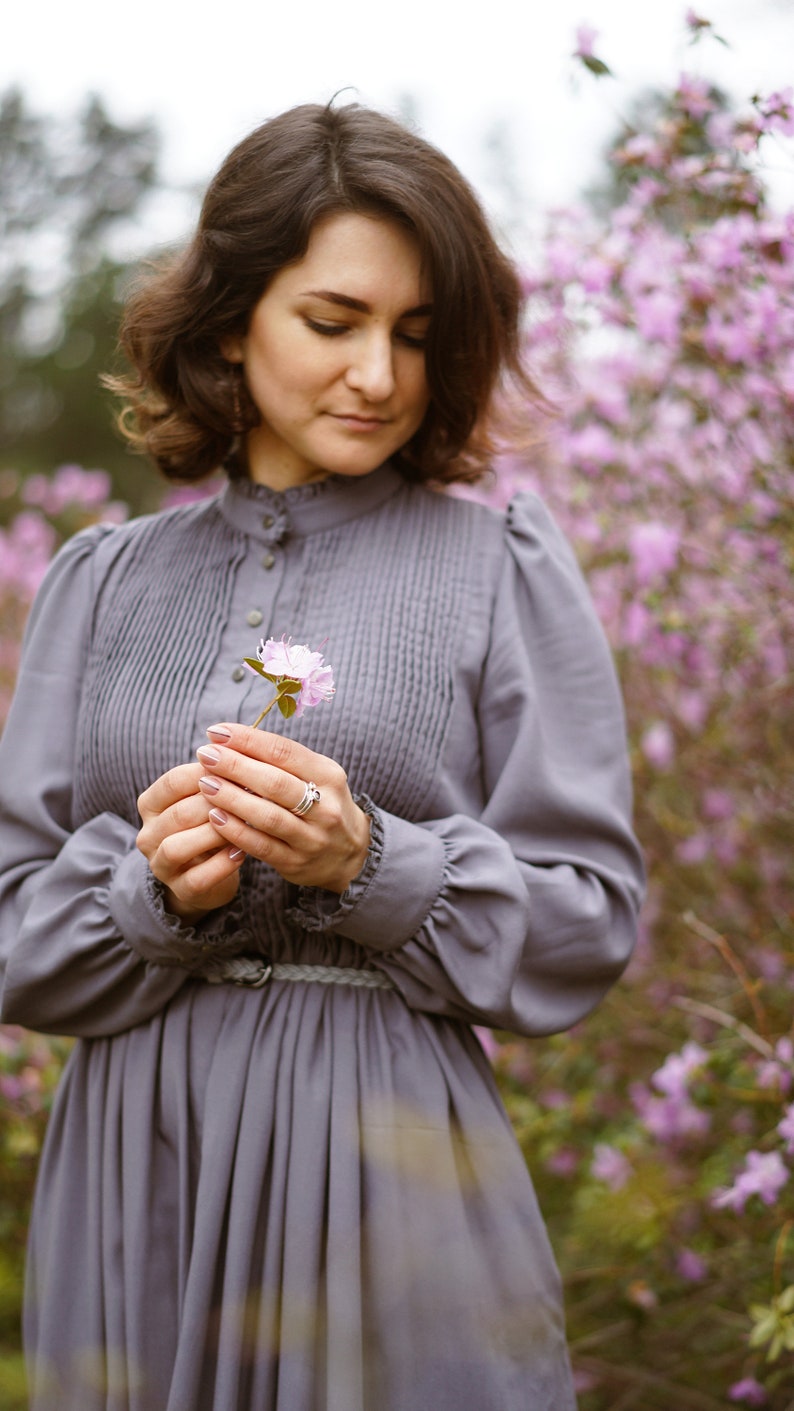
[198,775,221,795]
[197,745,220,766]
[229,847,246,862]
[207,725,232,742]
[209,808,228,827]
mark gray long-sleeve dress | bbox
[0,463,644,1411]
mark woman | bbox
[0,102,644,1410]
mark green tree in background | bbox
[0,89,166,512]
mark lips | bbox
[330,413,389,430]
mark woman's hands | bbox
[136,763,245,924]
[136,727,371,926]
[194,723,371,894]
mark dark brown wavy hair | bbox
[108,102,540,484]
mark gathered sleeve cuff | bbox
[288,795,446,948]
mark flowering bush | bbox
[472,22,794,1407]
[1,21,793,1406]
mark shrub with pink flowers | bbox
[478,21,794,1407]
[1,18,793,1407]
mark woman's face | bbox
[224,213,433,491]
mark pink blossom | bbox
[545,1147,579,1177]
[702,789,734,821]
[778,1105,794,1155]
[573,24,598,59]
[628,522,680,585]
[632,1083,710,1142]
[675,1248,707,1282]
[591,1143,631,1191]
[652,1042,708,1100]
[641,721,675,771]
[712,1150,789,1213]
[728,1377,768,1406]
[244,636,335,723]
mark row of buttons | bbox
[230,521,284,681]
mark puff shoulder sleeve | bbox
[0,527,247,1037]
[292,493,645,1036]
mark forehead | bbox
[275,212,431,306]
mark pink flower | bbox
[629,522,681,585]
[243,636,335,725]
[652,1042,708,1100]
[641,721,675,771]
[573,24,598,59]
[591,1143,631,1191]
[728,1377,768,1406]
[675,1248,707,1282]
[778,1105,794,1155]
[712,1150,789,1213]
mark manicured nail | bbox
[197,745,220,766]
[229,847,246,862]
[209,808,228,827]
[198,775,221,795]
[207,725,232,742]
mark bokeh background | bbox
[1,3,793,1407]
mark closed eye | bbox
[305,318,347,337]
[304,317,427,349]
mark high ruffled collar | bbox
[218,462,404,544]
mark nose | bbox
[344,330,395,402]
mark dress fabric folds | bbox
[0,463,645,1410]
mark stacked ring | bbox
[292,781,321,817]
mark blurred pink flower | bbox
[728,1376,768,1406]
[573,24,598,59]
[712,1150,789,1213]
[591,1143,631,1191]
[675,1248,707,1282]
[778,1105,794,1155]
[641,721,675,771]
[628,522,681,585]
[652,1042,708,1100]
[632,1082,710,1142]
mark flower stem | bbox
[251,696,277,729]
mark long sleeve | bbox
[0,528,249,1038]
[292,493,645,1036]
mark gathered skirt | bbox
[25,976,577,1410]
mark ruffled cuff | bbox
[108,846,253,972]
[287,794,446,952]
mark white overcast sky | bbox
[4,0,793,255]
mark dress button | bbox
[231,666,246,682]
[262,552,276,570]
[246,609,263,627]
[262,514,275,529]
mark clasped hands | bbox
[136,724,371,924]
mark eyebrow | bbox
[302,289,433,318]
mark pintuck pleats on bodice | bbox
[0,463,644,1410]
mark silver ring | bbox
[292,780,321,817]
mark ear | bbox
[220,334,245,363]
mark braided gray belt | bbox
[202,954,395,991]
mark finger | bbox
[196,746,314,814]
[138,792,213,854]
[144,821,228,880]
[205,807,300,875]
[138,763,205,820]
[199,775,309,843]
[163,848,246,916]
[205,723,346,789]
